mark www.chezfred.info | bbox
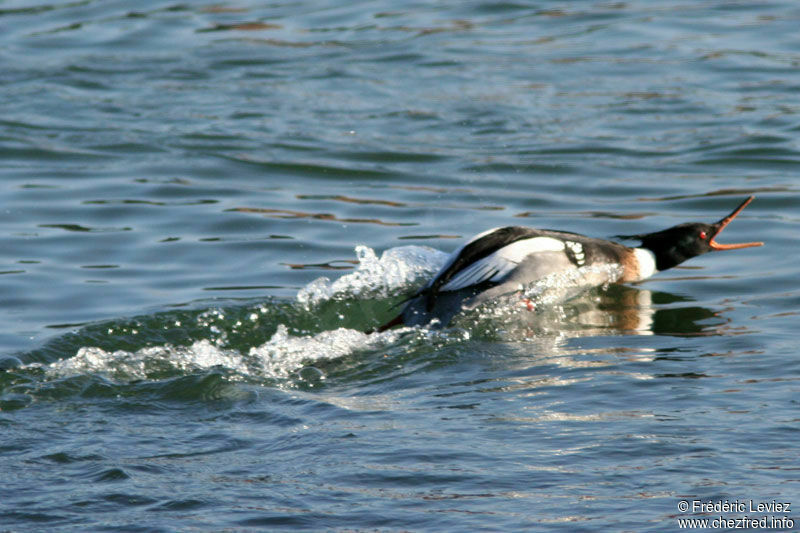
[677,499,793,530]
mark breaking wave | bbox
[27,245,642,384]
[31,246,447,383]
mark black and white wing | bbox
[418,226,567,311]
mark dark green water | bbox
[1,1,799,531]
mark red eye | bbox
[699,231,707,240]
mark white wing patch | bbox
[439,237,565,292]
[564,241,585,266]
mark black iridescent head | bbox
[617,196,763,272]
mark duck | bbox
[378,196,762,330]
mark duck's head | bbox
[618,196,763,272]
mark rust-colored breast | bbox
[619,248,641,282]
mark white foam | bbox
[296,245,448,307]
[522,263,624,306]
[37,245,442,383]
[40,326,407,382]
[466,262,625,324]
[45,339,250,381]
[248,324,405,379]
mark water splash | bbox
[45,340,249,381]
[455,263,625,333]
[33,246,626,384]
[522,263,623,306]
[35,245,441,383]
[41,326,407,383]
[296,245,448,307]
[248,324,405,379]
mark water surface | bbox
[1,1,798,530]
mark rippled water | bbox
[2,1,799,531]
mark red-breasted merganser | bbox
[378,196,763,330]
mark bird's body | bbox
[378,197,762,330]
[383,226,656,328]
